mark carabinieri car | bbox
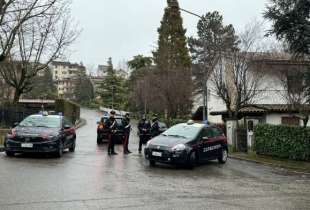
[144,121,228,168]
[4,113,76,158]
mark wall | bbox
[265,113,310,127]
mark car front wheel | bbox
[69,140,76,152]
[55,142,63,158]
[5,151,15,157]
[149,160,156,167]
[218,148,228,164]
[186,151,197,169]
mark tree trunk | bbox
[303,116,309,128]
[13,90,22,104]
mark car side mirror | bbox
[13,122,19,127]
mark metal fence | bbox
[0,107,41,128]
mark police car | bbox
[4,112,76,158]
[144,121,228,168]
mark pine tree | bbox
[152,0,192,118]
[189,11,238,94]
[264,0,310,58]
[99,58,127,110]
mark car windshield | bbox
[162,123,202,139]
[19,115,61,128]
[102,117,123,125]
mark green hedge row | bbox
[254,124,310,161]
[55,99,80,124]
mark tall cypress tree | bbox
[99,58,127,110]
[153,0,192,118]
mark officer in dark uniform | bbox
[122,113,132,154]
[138,115,151,153]
[150,116,160,138]
[105,110,118,155]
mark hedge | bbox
[55,99,80,124]
[254,124,310,161]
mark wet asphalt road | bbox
[0,109,310,210]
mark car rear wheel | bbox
[5,151,15,157]
[69,140,76,152]
[218,149,228,164]
[149,160,156,167]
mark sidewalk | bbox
[230,152,310,174]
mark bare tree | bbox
[278,66,310,127]
[211,22,266,119]
[0,0,79,102]
[0,0,62,62]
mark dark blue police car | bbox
[4,113,76,158]
[144,121,228,168]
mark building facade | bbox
[50,61,86,99]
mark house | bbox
[193,53,310,128]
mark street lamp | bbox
[170,4,209,121]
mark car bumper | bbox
[4,138,60,153]
[97,132,124,143]
[144,148,188,165]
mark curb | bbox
[229,155,310,175]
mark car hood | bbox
[149,135,190,148]
[15,126,60,137]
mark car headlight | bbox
[146,140,152,148]
[172,144,186,151]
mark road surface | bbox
[0,109,309,210]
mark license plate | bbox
[152,151,162,157]
[21,143,33,148]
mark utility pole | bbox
[111,85,115,110]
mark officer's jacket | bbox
[122,117,131,133]
[105,117,117,134]
[138,120,151,135]
[151,121,160,137]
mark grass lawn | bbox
[230,151,310,173]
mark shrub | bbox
[254,124,310,161]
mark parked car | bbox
[144,121,228,168]
[97,116,124,144]
[4,113,76,158]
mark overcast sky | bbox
[69,0,270,70]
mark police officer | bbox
[105,110,118,155]
[138,115,151,153]
[150,115,160,138]
[122,113,132,154]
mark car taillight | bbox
[7,129,17,138]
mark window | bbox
[201,128,214,138]
[287,72,304,94]
[281,116,300,126]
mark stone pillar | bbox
[226,120,238,150]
